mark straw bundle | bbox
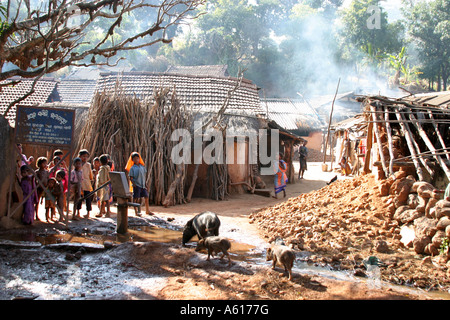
[76,84,191,206]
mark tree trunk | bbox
[186,164,199,203]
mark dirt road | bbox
[0,163,445,300]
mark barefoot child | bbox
[126,152,151,216]
[70,157,83,220]
[50,156,68,212]
[44,178,58,222]
[96,155,111,218]
[35,157,49,221]
[78,149,94,218]
[55,170,65,222]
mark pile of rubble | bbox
[380,169,450,256]
[249,172,450,290]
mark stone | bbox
[413,236,431,254]
[424,243,439,256]
[425,198,438,218]
[379,179,393,196]
[394,208,421,224]
[390,178,414,203]
[407,193,419,209]
[413,217,437,238]
[412,181,435,198]
[437,217,450,230]
[375,240,389,253]
[436,207,450,219]
[432,230,446,248]
[421,256,433,265]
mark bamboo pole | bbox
[394,109,424,181]
[363,120,373,174]
[384,107,395,176]
[427,110,450,161]
[370,104,388,178]
[323,78,340,166]
[409,113,450,181]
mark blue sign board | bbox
[15,106,75,146]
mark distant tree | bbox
[0,0,205,115]
[338,0,404,73]
[403,0,450,91]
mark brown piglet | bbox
[266,244,295,280]
[196,236,232,266]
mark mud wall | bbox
[0,117,16,221]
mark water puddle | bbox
[1,225,449,300]
[0,226,182,246]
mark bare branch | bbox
[2,72,45,117]
[0,0,206,82]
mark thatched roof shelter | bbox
[360,92,450,186]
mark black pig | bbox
[182,211,220,246]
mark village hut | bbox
[309,91,361,124]
[0,77,60,126]
[80,69,294,203]
[262,97,323,164]
[166,64,230,77]
[329,114,367,174]
[358,92,450,188]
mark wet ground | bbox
[1,163,449,300]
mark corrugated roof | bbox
[331,114,366,132]
[0,77,59,125]
[95,72,265,117]
[166,65,229,78]
[262,98,324,132]
[57,79,97,104]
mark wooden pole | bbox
[370,104,388,178]
[394,109,424,181]
[363,120,373,174]
[427,110,450,161]
[66,148,73,224]
[384,107,395,176]
[186,164,199,203]
[323,78,340,166]
[409,113,450,181]
[163,164,184,207]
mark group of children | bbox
[17,146,151,225]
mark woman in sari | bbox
[273,153,287,199]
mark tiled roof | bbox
[95,72,265,116]
[165,65,229,77]
[57,79,97,104]
[0,77,59,125]
[262,98,324,132]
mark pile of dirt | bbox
[249,173,450,292]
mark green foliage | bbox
[440,237,449,256]
[403,0,450,90]
[337,0,405,72]
[0,4,9,37]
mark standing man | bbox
[298,141,308,180]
